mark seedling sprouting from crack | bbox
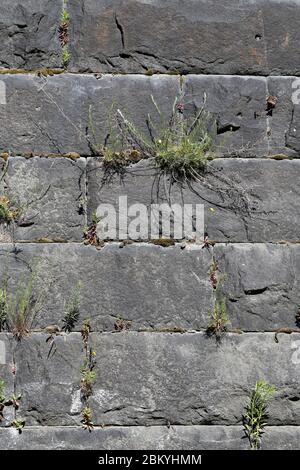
[11,418,25,434]
[0,196,19,225]
[243,380,276,450]
[61,282,82,332]
[81,319,91,348]
[206,298,229,340]
[84,211,103,247]
[81,406,94,432]
[81,349,97,400]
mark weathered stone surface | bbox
[0,73,298,157]
[12,332,300,426]
[0,424,299,450]
[0,334,15,427]
[1,242,299,332]
[67,0,300,75]
[0,157,85,242]
[183,75,269,156]
[0,243,214,331]
[1,425,300,450]
[215,243,300,331]
[0,0,61,69]
[87,158,300,243]
[0,74,179,155]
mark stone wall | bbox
[0,0,300,450]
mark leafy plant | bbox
[62,46,70,68]
[0,196,18,224]
[11,418,25,433]
[243,380,276,450]
[81,406,94,431]
[84,211,103,246]
[81,349,97,399]
[0,287,7,331]
[61,283,82,332]
[206,298,229,339]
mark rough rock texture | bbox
[0,243,214,331]
[6,332,300,427]
[0,157,85,242]
[0,0,61,69]
[0,74,180,155]
[1,0,300,452]
[0,242,300,332]
[87,158,300,243]
[67,0,300,76]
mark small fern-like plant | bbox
[81,406,94,431]
[206,298,229,339]
[243,380,276,450]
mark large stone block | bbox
[0,424,299,450]
[11,332,300,426]
[0,157,86,242]
[0,425,248,450]
[0,0,61,69]
[0,243,214,331]
[215,243,300,331]
[87,158,300,243]
[0,334,15,427]
[67,0,300,76]
[0,74,179,155]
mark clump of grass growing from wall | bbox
[206,298,229,339]
[1,272,43,341]
[243,379,276,450]
[59,7,70,68]
[61,282,82,332]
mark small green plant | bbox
[61,282,82,332]
[4,272,42,341]
[0,379,5,404]
[206,298,229,339]
[81,350,97,399]
[81,319,91,348]
[59,7,70,68]
[0,287,7,331]
[0,196,18,224]
[11,418,25,433]
[243,380,276,450]
[81,406,94,431]
[62,46,70,68]
[84,212,102,246]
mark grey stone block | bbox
[0,334,15,427]
[0,74,180,155]
[0,157,86,242]
[0,424,299,450]
[0,0,61,69]
[215,243,300,331]
[67,0,300,76]
[87,157,300,243]
[0,243,214,331]
[12,332,300,426]
[0,425,248,450]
